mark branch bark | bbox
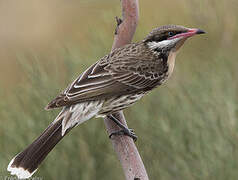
[103,1,149,180]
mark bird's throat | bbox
[167,51,177,78]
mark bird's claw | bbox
[109,128,137,142]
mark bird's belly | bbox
[98,92,145,117]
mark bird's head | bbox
[143,25,205,53]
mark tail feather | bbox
[7,102,99,179]
[7,118,72,179]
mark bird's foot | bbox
[109,128,137,142]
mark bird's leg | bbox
[107,114,137,141]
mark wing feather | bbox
[46,44,167,109]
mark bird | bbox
[7,25,205,179]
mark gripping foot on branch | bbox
[107,114,138,141]
[109,128,137,142]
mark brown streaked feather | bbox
[45,42,168,110]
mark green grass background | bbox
[0,0,238,179]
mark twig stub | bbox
[115,16,123,35]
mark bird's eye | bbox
[168,32,174,37]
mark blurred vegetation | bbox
[0,0,238,179]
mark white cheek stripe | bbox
[147,38,180,50]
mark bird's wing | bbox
[106,57,167,89]
[45,48,167,110]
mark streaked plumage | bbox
[46,42,168,109]
[7,25,205,179]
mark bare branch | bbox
[112,0,139,49]
[103,0,149,180]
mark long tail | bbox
[7,117,72,179]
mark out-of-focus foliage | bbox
[0,0,238,179]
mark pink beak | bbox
[168,28,205,40]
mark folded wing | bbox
[46,46,167,110]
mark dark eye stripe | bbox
[158,31,180,41]
[145,30,187,43]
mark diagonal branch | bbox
[103,0,149,180]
